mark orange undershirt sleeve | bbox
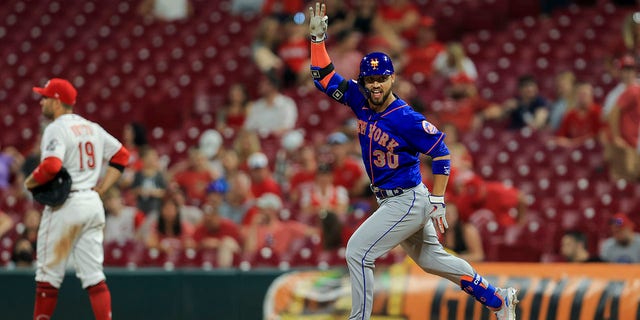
[311,42,336,88]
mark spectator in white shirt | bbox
[103,188,146,245]
[600,213,640,263]
[244,75,298,138]
[433,42,478,81]
[603,55,638,119]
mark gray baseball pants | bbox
[346,183,475,320]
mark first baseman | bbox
[25,78,129,320]
[308,3,518,319]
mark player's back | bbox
[42,114,121,191]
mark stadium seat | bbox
[317,247,346,268]
[0,248,12,266]
[2,0,639,270]
[246,246,282,269]
[104,240,145,267]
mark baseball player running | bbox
[25,78,129,320]
[308,3,518,319]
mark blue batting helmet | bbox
[358,52,395,99]
[359,52,395,80]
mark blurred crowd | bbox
[1,0,640,269]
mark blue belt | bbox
[370,185,407,199]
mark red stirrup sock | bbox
[34,281,59,319]
[87,281,112,320]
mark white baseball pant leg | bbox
[36,191,107,289]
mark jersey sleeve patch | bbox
[45,138,60,152]
[422,120,438,134]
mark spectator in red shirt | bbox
[607,80,640,181]
[449,170,526,227]
[170,148,216,206]
[402,17,445,81]
[277,20,310,88]
[192,203,242,268]
[298,163,350,225]
[430,74,502,134]
[326,132,369,197]
[247,152,282,197]
[555,82,604,148]
[377,0,420,42]
[287,145,319,203]
[243,193,317,260]
[216,83,250,140]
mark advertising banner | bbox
[264,260,640,320]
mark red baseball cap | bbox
[419,16,436,28]
[616,55,636,69]
[32,78,77,105]
[450,73,474,85]
[610,212,635,229]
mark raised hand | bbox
[308,2,328,42]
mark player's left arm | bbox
[94,145,129,196]
[427,144,451,233]
[426,137,451,198]
[405,119,451,194]
[94,125,131,195]
[404,118,451,232]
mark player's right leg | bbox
[72,192,111,320]
[345,185,429,319]
[34,207,73,319]
[401,219,519,319]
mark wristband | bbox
[429,195,445,204]
[431,159,451,175]
[311,34,327,43]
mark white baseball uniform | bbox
[36,114,123,289]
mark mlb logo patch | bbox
[422,121,438,134]
[46,139,59,151]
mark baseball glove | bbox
[30,167,72,207]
